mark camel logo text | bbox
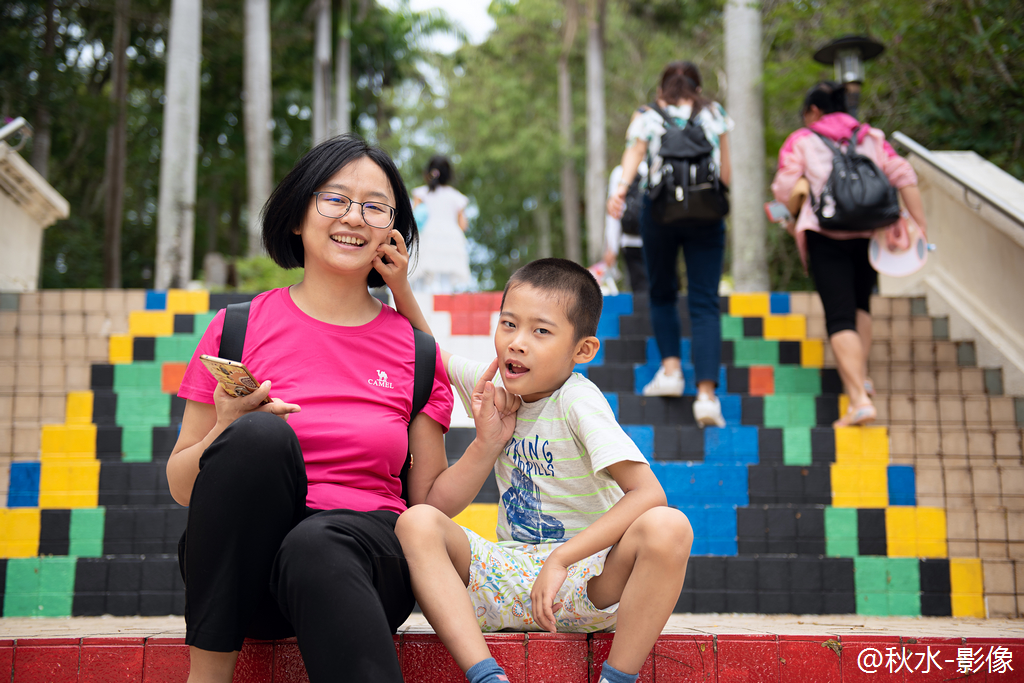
[368,370,393,389]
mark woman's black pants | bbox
[178,412,414,682]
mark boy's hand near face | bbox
[472,358,520,448]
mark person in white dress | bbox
[410,155,473,293]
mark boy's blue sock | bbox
[466,657,508,683]
[598,661,639,683]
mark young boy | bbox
[393,258,693,683]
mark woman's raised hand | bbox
[211,382,300,429]
[373,228,410,290]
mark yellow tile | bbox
[835,426,888,466]
[729,293,770,317]
[63,424,96,455]
[167,289,210,314]
[831,465,887,508]
[859,468,889,507]
[887,537,917,557]
[862,427,889,458]
[763,316,787,340]
[764,315,807,341]
[452,503,498,542]
[785,315,807,340]
[950,557,984,594]
[189,290,210,313]
[839,394,850,418]
[886,507,917,539]
[109,334,133,364]
[128,310,174,337]
[917,538,948,559]
[916,507,947,542]
[2,508,41,557]
[41,424,65,455]
[800,339,824,367]
[65,391,93,424]
[66,460,100,508]
[951,593,986,618]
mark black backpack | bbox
[648,103,729,224]
[619,173,643,236]
[811,125,901,231]
[218,301,436,505]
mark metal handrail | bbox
[891,131,1022,227]
[0,117,32,151]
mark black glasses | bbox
[313,192,396,229]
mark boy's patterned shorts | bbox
[463,527,619,633]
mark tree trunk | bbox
[335,0,352,135]
[724,0,768,291]
[558,0,581,264]
[102,0,131,288]
[155,0,203,289]
[583,0,606,265]
[30,0,57,180]
[536,204,552,259]
[243,0,273,257]
[311,0,331,143]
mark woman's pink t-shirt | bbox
[178,287,453,513]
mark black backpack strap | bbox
[401,328,437,504]
[218,301,251,361]
[648,102,679,129]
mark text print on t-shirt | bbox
[368,369,394,389]
[505,435,554,476]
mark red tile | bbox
[590,633,653,683]
[470,293,502,312]
[142,639,188,683]
[0,643,13,682]
[470,311,492,335]
[272,642,310,683]
[749,366,775,396]
[79,641,145,683]
[486,633,527,683]
[653,635,715,683]
[839,636,903,683]
[451,312,475,335]
[450,295,474,313]
[13,641,80,683]
[162,362,188,394]
[400,634,463,683]
[717,635,779,683]
[527,633,588,683]
[432,294,453,312]
[778,637,840,683]
[232,641,273,683]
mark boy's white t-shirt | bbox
[448,354,648,544]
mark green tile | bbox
[70,508,105,556]
[39,556,76,594]
[68,538,103,557]
[887,592,921,616]
[194,312,217,331]
[825,536,858,557]
[856,591,889,616]
[763,395,817,428]
[826,507,858,537]
[782,428,812,466]
[854,557,888,594]
[121,425,153,461]
[4,557,41,595]
[37,591,73,617]
[116,391,170,427]
[732,339,779,366]
[721,315,744,341]
[774,367,821,395]
[114,362,163,391]
[886,557,920,593]
[155,336,193,362]
[3,592,40,617]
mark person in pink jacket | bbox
[771,81,928,427]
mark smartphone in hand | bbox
[764,200,793,225]
[199,355,272,405]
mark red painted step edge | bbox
[3,634,1022,682]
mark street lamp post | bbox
[812,35,884,119]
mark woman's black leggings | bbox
[178,412,414,682]
[805,230,877,337]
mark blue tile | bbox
[603,392,619,421]
[887,465,916,506]
[7,461,40,507]
[770,292,791,314]
[602,293,634,318]
[622,424,654,459]
[705,507,738,556]
[644,337,693,366]
[634,363,658,394]
[720,394,742,424]
[145,290,167,310]
[704,426,759,464]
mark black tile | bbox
[748,466,775,505]
[164,507,189,548]
[99,463,130,506]
[757,592,790,614]
[820,368,844,395]
[603,339,647,364]
[791,592,824,615]
[803,467,833,505]
[72,593,107,617]
[720,341,734,366]
[674,589,694,613]
[857,509,888,556]
[920,592,952,617]
[618,314,652,338]
[726,367,749,394]
[810,428,836,464]
[641,397,670,425]
[617,394,644,424]
[778,341,801,365]
[796,507,826,556]
[173,314,195,334]
[725,557,757,591]
[133,509,166,555]
[96,426,123,460]
[172,591,187,616]
[758,428,784,463]
[766,507,797,541]
[741,397,764,426]
[103,507,135,555]
[128,463,161,506]
[719,296,729,313]
[133,337,156,362]
[654,426,681,460]
[822,558,855,593]
[736,507,766,539]
[726,591,758,613]
[74,557,108,593]
[170,395,187,422]
[38,509,71,556]
[678,427,705,461]
[693,590,727,613]
[141,556,179,591]
[139,591,174,616]
[443,428,476,461]
[757,557,789,591]
[152,426,179,460]
[776,468,804,502]
[693,557,726,590]
[789,558,823,593]
[92,390,118,425]
[919,559,951,593]
[815,396,839,427]
[587,365,634,393]
[823,592,856,614]
[669,397,696,425]
[91,364,115,389]
[106,591,140,616]
[208,292,258,310]
[108,558,143,591]
[742,317,764,338]
[473,469,499,504]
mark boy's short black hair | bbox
[502,258,603,342]
[261,134,418,289]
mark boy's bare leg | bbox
[396,504,492,672]
[187,648,239,683]
[586,507,692,674]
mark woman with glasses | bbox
[166,135,468,682]
[409,154,473,293]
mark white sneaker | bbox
[693,394,726,427]
[642,368,684,397]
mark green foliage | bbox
[230,256,303,292]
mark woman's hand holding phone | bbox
[211,381,301,428]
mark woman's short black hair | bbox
[801,81,848,118]
[261,134,418,289]
[660,61,710,116]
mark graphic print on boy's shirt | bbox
[447,354,649,544]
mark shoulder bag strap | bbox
[402,328,437,504]
[218,301,251,361]
[648,102,679,129]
